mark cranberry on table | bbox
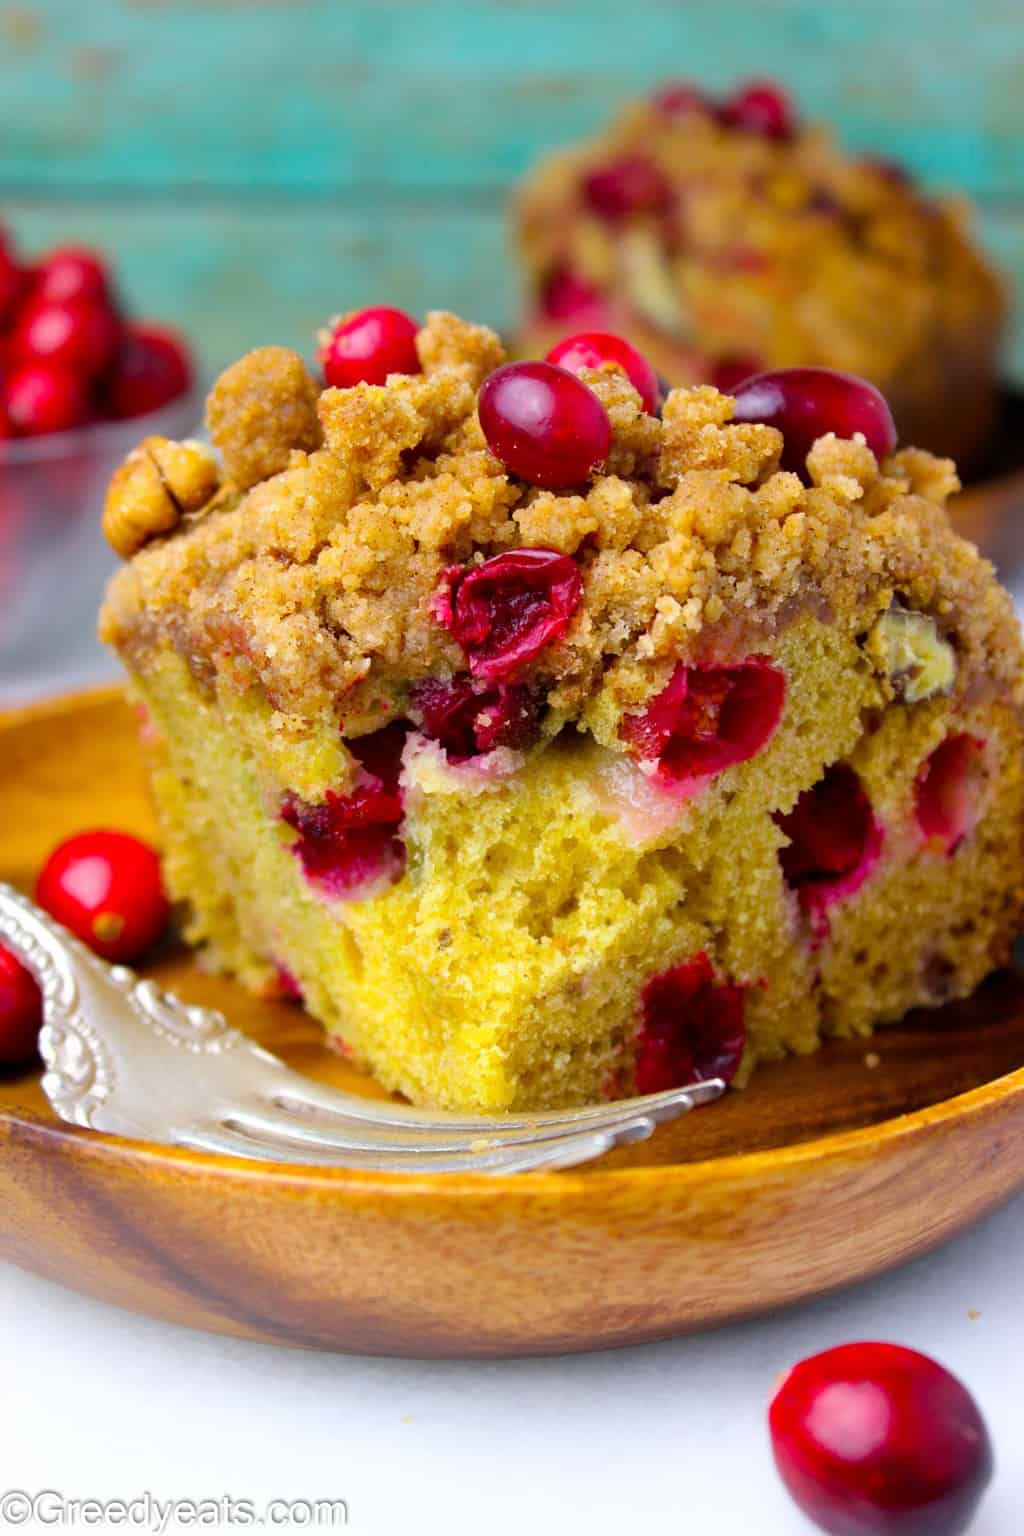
[3,362,91,436]
[106,322,193,419]
[36,830,169,964]
[770,1342,994,1536]
[0,945,43,1068]
[720,79,797,139]
[546,331,661,416]
[437,547,583,682]
[320,306,420,389]
[478,360,611,489]
[730,367,898,475]
[583,154,674,221]
[12,295,121,379]
[34,246,112,307]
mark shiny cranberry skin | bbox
[281,723,408,899]
[652,80,713,118]
[411,676,540,759]
[730,367,898,475]
[583,155,674,222]
[12,296,121,378]
[720,79,797,140]
[3,362,90,435]
[320,306,420,388]
[710,354,763,394]
[34,246,112,306]
[539,267,607,323]
[106,322,193,419]
[478,361,611,490]
[546,331,661,415]
[770,1342,994,1536]
[36,830,169,963]
[636,953,745,1092]
[436,547,582,682]
[621,657,786,788]
[0,945,43,1068]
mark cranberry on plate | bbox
[2,361,91,436]
[0,945,43,1068]
[36,830,169,964]
[106,322,194,420]
[770,1342,994,1536]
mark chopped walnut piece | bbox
[102,436,219,559]
[206,346,322,490]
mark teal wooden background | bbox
[2,0,1023,379]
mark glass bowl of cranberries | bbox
[0,230,199,699]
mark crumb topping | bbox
[100,310,1023,754]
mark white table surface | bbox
[4,589,1024,1536]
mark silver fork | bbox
[0,883,723,1174]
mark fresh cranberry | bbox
[12,296,121,378]
[621,658,786,789]
[635,952,745,1092]
[776,763,884,938]
[583,155,674,222]
[478,361,611,489]
[281,723,408,899]
[2,362,90,436]
[411,676,540,759]
[0,246,25,327]
[0,945,43,1068]
[546,331,661,415]
[730,367,897,475]
[770,1342,993,1536]
[435,547,582,682]
[106,322,193,419]
[652,80,713,118]
[710,354,764,394]
[320,306,420,389]
[34,246,112,306]
[915,735,985,855]
[720,79,797,140]
[539,267,608,323]
[36,830,169,963]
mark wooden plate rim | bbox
[4,683,1024,1199]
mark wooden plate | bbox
[2,687,1024,1358]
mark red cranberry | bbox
[3,362,90,436]
[621,658,786,789]
[539,267,608,323]
[770,1342,993,1536]
[436,547,582,682]
[274,965,304,1002]
[0,246,26,326]
[710,354,764,394]
[583,155,674,222]
[320,306,420,389]
[36,830,169,963]
[0,944,43,1068]
[281,723,408,899]
[730,367,898,475]
[411,676,540,760]
[34,246,112,306]
[635,952,745,1093]
[546,331,660,415]
[12,296,121,378]
[915,735,985,855]
[652,80,713,118]
[776,763,884,938]
[478,361,611,489]
[720,79,797,140]
[106,322,193,419]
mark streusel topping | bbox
[100,311,1022,747]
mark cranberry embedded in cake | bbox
[621,659,786,790]
[635,954,746,1092]
[436,547,582,681]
